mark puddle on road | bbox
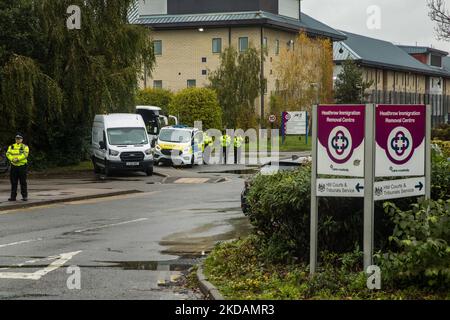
[159,217,253,256]
[98,257,201,271]
[200,168,259,175]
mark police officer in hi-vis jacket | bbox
[6,133,29,201]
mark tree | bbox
[209,46,263,129]
[0,0,155,166]
[274,33,334,115]
[168,88,222,130]
[334,59,373,104]
[428,0,450,40]
[136,88,174,114]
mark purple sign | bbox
[375,105,426,177]
[317,105,365,177]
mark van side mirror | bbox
[99,141,106,150]
[151,138,156,148]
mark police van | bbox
[91,114,154,176]
[154,125,203,167]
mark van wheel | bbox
[146,167,153,176]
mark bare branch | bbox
[428,0,450,41]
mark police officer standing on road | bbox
[6,133,29,202]
[234,134,244,164]
[221,131,231,164]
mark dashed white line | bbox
[0,238,43,249]
[73,218,149,233]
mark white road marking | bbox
[0,238,43,249]
[73,218,149,233]
[0,251,82,280]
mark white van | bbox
[154,125,203,167]
[91,114,154,176]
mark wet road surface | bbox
[0,165,252,300]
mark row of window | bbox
[152,78,271,93]
[153,37,283,55]
[152,80,197,89]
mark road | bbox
[0,164,254,300]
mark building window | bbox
[202,70,207,76]
[239,37,249,52]
[202,57,207,63]
[287,40,294,51]
[154,40,162,56]
[275,40,280,55]
[153,80,162,89]
[187,79,196,88]
[212,38,222,53]
[431,55,442,68]
[263,37,268,49]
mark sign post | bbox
[310,105,318,275]
[310,104,366,275]
[310,104,431,275]
[363,104,375,269]
[282,111,308,145]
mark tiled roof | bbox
[132,11,346,41]
[335,31,450,77]
[398,45,448,57]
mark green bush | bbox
[204,237,448,299]
[168,88,222,130]
[432,124,450,141]
[377,199,450,289]
[135,88,173,114]
[245,165,387,261]
[432,140,450,159]
[245,158,449,263]
[431,158,450,200]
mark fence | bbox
[365,90,449,127]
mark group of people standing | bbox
[202,131,245,164]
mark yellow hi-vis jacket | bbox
[6,143,29,166]
[234,136,244,148]
[221,135,232,148]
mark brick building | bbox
[129,0,345,119]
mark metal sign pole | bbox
[306,112,309,146]
[310,105,318,275]
[363,104,375,269]
[425,104,431,200]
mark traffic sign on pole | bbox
[374,177,426,201]
[309,104,431,275]
[317,105,366,177]
[316,179,364,197]
[375,105,426,177]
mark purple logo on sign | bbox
[390,131,410,157]
[318,105,365,165]
[376,105,425,166]
[331,130,349,156]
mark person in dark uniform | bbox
[6,133,29,201]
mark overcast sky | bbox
[302,0,450,52]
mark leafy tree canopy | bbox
[0,0,155,166]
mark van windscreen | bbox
[159,129,191,143]
[107,128,148,145]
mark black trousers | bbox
[10,165,28,199]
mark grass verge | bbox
[203,236,449,300]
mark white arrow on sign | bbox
[374,177,426,201]
[0,251,81,280]
[317,179,365,198]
